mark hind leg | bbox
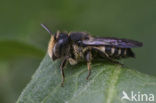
[85,51,92,80]
[107,57,124,66]
[103,52,124,66]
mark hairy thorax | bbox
[68,44,88,65]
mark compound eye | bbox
[53,39,68,57]
[58,39,64,44]
[53,42,62,57]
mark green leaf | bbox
[17,54,156,103]
[0,40,45,60]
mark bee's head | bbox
[41,24,70,60]
[52,31,69,60]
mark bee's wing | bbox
[82,37,143,48]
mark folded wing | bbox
[82,37,143,48]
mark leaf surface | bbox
[17,54,156,103]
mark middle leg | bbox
[60,56,69,87]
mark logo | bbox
[121,91,155,102]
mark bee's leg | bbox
[85,51,92,80]
[60,57,68,87]
[108,58,123,66]
[105,56,123,66]
[103,52,124,66]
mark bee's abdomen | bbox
[93,46,135,59]
[105,46,135,58]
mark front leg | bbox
[85,51,92,80]
[60,56,68,87]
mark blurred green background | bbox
[0,0,156,103]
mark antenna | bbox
[40,24,53,35]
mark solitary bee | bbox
[41,24,143,86]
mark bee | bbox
[41,24,143,86]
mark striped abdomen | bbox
[93,46,135,59]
